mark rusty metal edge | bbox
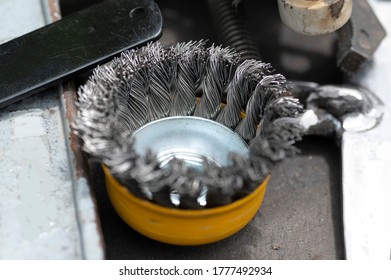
[47,0,105,259]
[60,81,105,259]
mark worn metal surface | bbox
[61,81,104,259]
[0,0,103,259]
[342,0,391,260]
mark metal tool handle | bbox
[0,0,162,109]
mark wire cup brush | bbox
[75,41,305,210]
[74,41,304,245]
[74,41,305,244]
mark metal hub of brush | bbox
[75,41,305,209]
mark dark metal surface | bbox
[337,0,386,75]
[0,0,162,109]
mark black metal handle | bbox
[0,0,162,109]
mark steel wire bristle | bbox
[170,41,207,116]
[235,74,288,141]
[216,60,274,129]
[193,45,240,119]
[145,42,173,121]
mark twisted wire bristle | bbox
[193,45,240,119]
[235,74,288,141]
[216,60,274,129]
[170,41,207,116]
[74,40,305,209]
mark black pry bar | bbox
[0,0,162,109]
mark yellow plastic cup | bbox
[103,165,269,245]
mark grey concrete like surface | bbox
[0,0,103,259]
[0,92,83,259]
